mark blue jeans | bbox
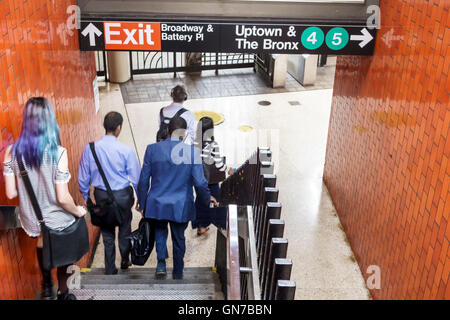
[154,220,188,275]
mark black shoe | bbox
[37,248,55,300]
[57,290,77,300]
[121,260,132,270]
[173,273,183,280]
[155,260,167,278]
[105,268,118,275]
[41,284,55,300]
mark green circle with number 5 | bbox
[301,27,324,50]
[326,27,349,50]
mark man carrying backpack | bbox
[157,85,197,145]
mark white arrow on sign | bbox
[81,23,102,46]
[350,28,374,48]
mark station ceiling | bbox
[78,0,379,24]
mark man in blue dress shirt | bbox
[137,117,217,279]
[78,112,141,275]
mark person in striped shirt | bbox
[193,117,233,235]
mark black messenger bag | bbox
[18,157,89,270]
[87,142,123,228]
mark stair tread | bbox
[82,272,218,278]
[80,283,219,290]
[84,267,214,275]
[73,288,224,300]
[77,267,225,300]
[80,269,220,284]
[73,289,220,295]
[74,295,220,300]
[81,278,218,285]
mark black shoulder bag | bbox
[87,142,123,227]
[17,157,89,270]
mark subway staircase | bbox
[73,267,225,300]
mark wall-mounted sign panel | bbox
[79,21,377,55]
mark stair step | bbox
[76,267,225,300]
[84,267,214,275]
[80,283,218,290]
[81,271,219,281]
[80,270,219,284]
[82,270,218,278]
[81,277,218,285]
[72,288,223,300]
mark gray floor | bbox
[120,66,336,104]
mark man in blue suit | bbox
[137,117,217,279]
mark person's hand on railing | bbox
[210,196,219,207]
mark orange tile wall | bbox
[0,0,102,299]
[324,0,449,299]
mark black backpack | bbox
[156,107,187,142]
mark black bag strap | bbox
[174,107,187,119]
[160,107,187,123]
[89,142,117,202]
[17,157,44,224]
[159,108,165,123]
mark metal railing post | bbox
[215,52,219,75]
[262,174,276,188]
[274,280,296,300]
[268,258,293,300]
[260,161,274,174]
[103,51,109,81]
[173,53,177,78]
[259,202,281,256]
[259,147,272,162]
[256,188,279,251]
[214,227,228,297]
[253,175,277,239]
[262,238,288,299]
[128,51,133,80]
[259,220,285,280]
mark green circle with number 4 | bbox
[326,27,349,50]
[301,27,324,50]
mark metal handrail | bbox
[215,148,295,300]
[227,205,241,300]
[244,205,262,300]
[215,204,261,300]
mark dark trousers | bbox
[94,186,134,275]
[154,220,188,275]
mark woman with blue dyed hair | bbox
[3,97,87,300]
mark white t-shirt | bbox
[159,102,197,145]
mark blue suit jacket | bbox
[137,139,211,223]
